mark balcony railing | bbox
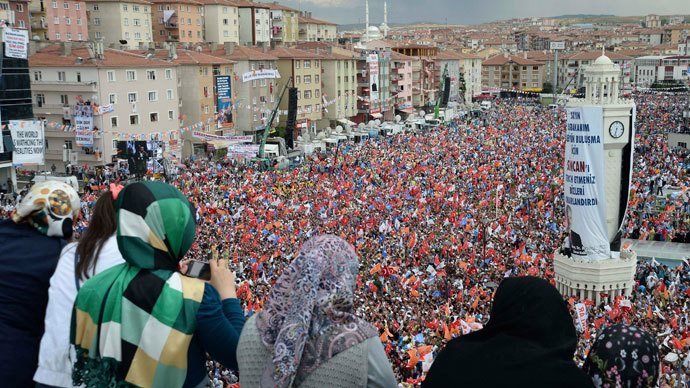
[164,22,178,28]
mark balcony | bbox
[164,22,178,28]
[33,103,68,116]
[167,35,180,42]
[32,81,97,93]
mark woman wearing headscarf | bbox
[582,324,659,388]
[0,180,80,388]
[71,181,245,388]
[423,276,595,388]
[237,234,397,388]
[34,186,125,387]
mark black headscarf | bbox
[583,324,659,388]
[423,276,594,388]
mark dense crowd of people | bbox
[0,91,688,388]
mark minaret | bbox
[383,1,388,37]
[365,0,369,42]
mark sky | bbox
[277,0,689,26]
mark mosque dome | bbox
[593,54,613,66]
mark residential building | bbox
[86,0,153,49]
[392,45,438,108]
[267,1,298,45]
[634,55,668,87]
[664,24,690,45]
[0,0,9,25]
[207,43,278,136]
[558,51,633,93]
[435,50,464,103]
[270,47,324,134]
[237,1,270,47]
[354,49,392,122]
[298,11,336,42]
[29,42,179,169]
[668,15,686,25]
[390,51,415,114]
[481,53,544,91]
[638,29,664,46]
[316,47,357,127]
[8,0,31,30]
[28,0,88,42]
[644,14,661,28]
[458,52,482,103]
[150,0,203,44]
[199,0,239,44]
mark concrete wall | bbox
[668,132,690,149]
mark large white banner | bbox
[564,106,609,261]
[574,303,588,332]
[74,105,94,147]
[242,69,280,83]
[367,54,380,113]
[191,131,252,142]
[10,120,45,165]
[2,27,29,59]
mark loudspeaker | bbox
[285,87,298,149]
[441,76,451,107]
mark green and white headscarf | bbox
[71,181,204,388]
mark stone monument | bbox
[553,52,638,305]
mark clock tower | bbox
[553,52,638,304]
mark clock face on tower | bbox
[609,121,624,139]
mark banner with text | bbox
[367,54,380,114]
[574,303,588,332]
[564,106,609,261]
[73,105,94,147]
[10,120,45,165]
[2,27,29,59]
[226,144,259,157]
[242,69,280,83]
[191,131,252,142]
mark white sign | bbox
[69,150,79,164]
[564,107,609,261]
[2,27,28,59]
[97,104,114,115]
[191,131,252,142]
[550,41,565,51]
[574,303,588,332]
[367,54,380,107]
[242,69,280,83]
[226,144,259,156]
[9,120,45,165]
[73,105,94,147]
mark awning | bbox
[338,119,356,126]
[371,113,383,119]
[400,108,416,114]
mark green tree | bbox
[542,81,554,94]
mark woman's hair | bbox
[75,190,117,280]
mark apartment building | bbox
[6,0,31,30]
[28,0,88,41]
[390,51,415,114]
[392,45,438,108]
[207,43,278,136]
[271,47,324,134]
[199,0,239,44]
[237,1,270,47]
[481,53,544,91]
[317,48,357,127]
[297,12,336,42]
[29,42,179,169]
[558,51,632,92]
[150,0,203,44]
[0,0,9,25]
[436,50,464,102]
[86,0,153,49]
[458,52,482,103]
[644,14,661,28]
[634,55,667,87]
[267,1,297,45]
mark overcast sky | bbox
[276,0,688,26]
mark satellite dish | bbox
[145,53,154,59]
[33,35,40,41]
[74,57,83,64]
[374,119,381,126]
[419,110,426,116]
[358,123,365,129]
[317,132,326,140]
[297,135,303,142]
[367,120,373,127]
[335,125,343,133]
[395,115,401,122]
[119,39,128,45]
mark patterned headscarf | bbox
[71,181,205,388]
[13,180,79,238]
[583,324,660,388]
[256,235,378,388]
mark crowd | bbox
[0,91,687,388]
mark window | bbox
[180,18,185,25]
[60,94,68,105]
[168,110,174,120]
[204,105,209,114]
[64,140,72,150]
[124,32,130,39]
[75,2,79,9]
[133,5,139,12]
[295,60,300,69]
[223,6,228,13]
[148,91,157,101]
[126,70,137,81]
[224,31,229,37]
[128,92,137,103]
[122,4,127,11]
[63,1,68,9]
[167,89,173,100]
[134,32,141,39]
[315,75,319,83]
[78,33,83,40]
[134,19,140,26]
[160,30,164,36]
[158,5,162,11]
[35,94,45,107]
[304,90,312,99]
[93,3,98,10]
[94,18,100,25]
[304,75,311,84]
[54,16,59,24]
[260,79,266,87]
[124,18,129,26]
[76,72,81,82]
[315,89,320,97]
[77,18,81,25]
[223,18,228,25]
[251,80,256,88]
[165,69,173,80]
[130,115,139,125]
[111,117,118,128]
[314,60,319,68]
[304,60,311,68]
[34,71,42,81]
[296,91,301,99]
[145,19,149,26]
[16,3,23,11]
[18,20,25,28]
[95,31,101,38]
[107,71,115,81]
[149,112,158,122]
[52,0,57,7]
[109,93,117,104]
[57,71,66,81]
[146,70,156,80]
[295,76,300,84]
[181,30,185,37]
[65,17,70,25]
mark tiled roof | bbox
[297,15,337,25]
[483,54,542,66]
[206,45,278,60]
[29,44,173,67]
[85,0,153,4]
[269,47,326,59]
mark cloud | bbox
[298,0,360,8]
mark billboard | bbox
[216,75,233,128]
[116,140,164,175]
[73,104,94,147]
[367,54,380,114]
[9,120,45,165]
[550,41,565,50]
[564,107,609,261]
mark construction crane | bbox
[434,64,449,119]
[254,76,293,170]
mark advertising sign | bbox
[192,131,251,142]
[9,120,44,165]
[564,107,609,261]
[215,75,233,128]
[73,105,94,147]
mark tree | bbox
[542,81,554,94]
